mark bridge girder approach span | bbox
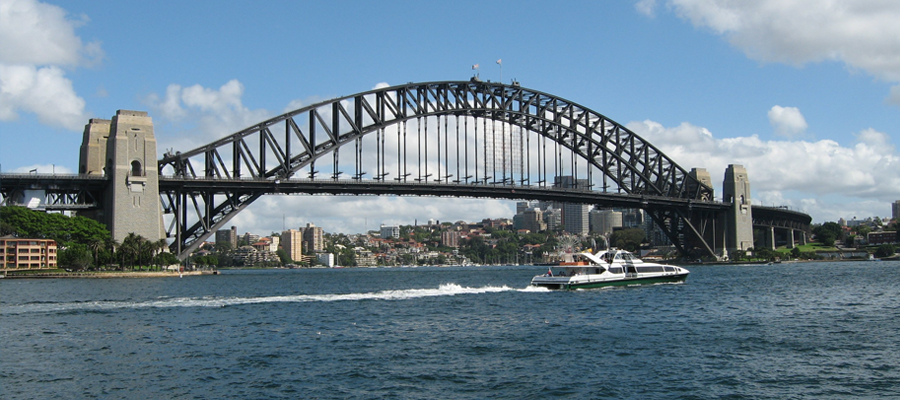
[158,80,717,258]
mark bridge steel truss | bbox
[158,80,721,258]
[0,174,107,210]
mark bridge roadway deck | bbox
[2,174,810,228]
[157,175,728,211]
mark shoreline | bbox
[1,270,216,279]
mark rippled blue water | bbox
[3,261,900,399]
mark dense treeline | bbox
[1,206,179,270]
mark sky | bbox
[1,0,899,236]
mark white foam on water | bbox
[5,283,541,315]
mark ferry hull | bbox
[531,273,689,290]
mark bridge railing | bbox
[157,174,726,202]
[0,173,109,180]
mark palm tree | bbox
[121,233,141,270]
[104,237,119,270]
[149,239,169,270]
[87,238,104,269]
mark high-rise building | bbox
[590,209,623,236]
[516,201,530,214]
[243,232,260,246]
[380,225,400,239]
[554,176,590,235]
[281,229,303,262]
[302,223,324,252]
[514,207,546,233]
[215,226,238,248]
[441,230,459,247]
[893,200,900,221]
[544,207,562,232]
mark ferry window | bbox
[665,266,674,272]
[609,267,623,274]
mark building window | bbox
[131,160,143,176]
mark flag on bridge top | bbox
[496,59,502,65]
[472,64,479,70]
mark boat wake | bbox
[5,283,537,315]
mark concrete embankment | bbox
[1,270,217,279]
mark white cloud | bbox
[634,0,658,17]
[0,0,100,131]
[0,0,102,66]
[0,64,86,129]
[147,79,273,152]
[643,0,900,103]
[767,105,808,138]
[627,118,900,223]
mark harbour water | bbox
[2,261,899,399]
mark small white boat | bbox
[531,249,689,290]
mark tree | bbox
[817,232,836,247]
[874,244,895,258]
[276,248,292,264]
[609,228,645,252]
[154,252,181,268]
[813,222,842,246]
[59,244,93,270]
[0,206,110,248]
[755,247,775,261]
[87,237,104,269]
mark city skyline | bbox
[2,0,899,235]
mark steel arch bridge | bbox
[157,80,730,258]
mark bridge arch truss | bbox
[159,80,717,258]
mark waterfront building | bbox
[1,236,58,270]
[281,229,303,262]
[867,231,897,245]
[266,235,280,252]
[231,246,279,267]
[302,223,324,252]
[317,253,335,267]
[355,248,377,267]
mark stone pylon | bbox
[79,110,163,244]
[723,164,753,257]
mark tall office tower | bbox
[554,176,591,235]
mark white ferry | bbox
[530,249,689,290]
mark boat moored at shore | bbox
[531,249,689,290]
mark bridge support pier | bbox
[722,165,754,259]
[79,110,164,244]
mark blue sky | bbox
[2,0,899,235]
